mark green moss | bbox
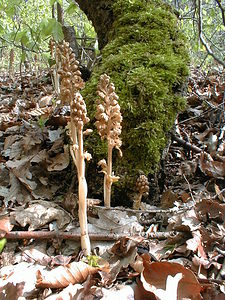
[83,0,189,199]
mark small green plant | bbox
[37,117,48,130]
[0,238,7,253]
[86,255,100,267]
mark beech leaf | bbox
[140,258,202,300]
[36,261,98,288]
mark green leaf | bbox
[0,24,4,35]
[5,6,15,17]
[4,0,23,17]
[42,52,51,62]
[40,18,52,37]
[21,33,30,46]
[40,18,63,41]
[0,238,7,253]
[65,3,78,15]
[51,20,64,41]
[50,0,62,6]
[50,0,57,6]
[15,30,30,46]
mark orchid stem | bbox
[77,128,91,255]
[105,145,113,207]
[133,193,143,210]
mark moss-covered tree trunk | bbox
[75,0,114,50]
[76,0,189,204]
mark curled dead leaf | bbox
[199,152,225,178]
[139,256,202,300]
[36,261,98,289]
[111,236,144,257]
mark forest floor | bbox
[0,66,225,299]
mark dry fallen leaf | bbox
[0,282,25,300]
[214,184,225,202]
[39,95,53,108]
[0,261,46,297]
[6,155,37,191]
[110,236,144,257]
[11,200,71,230]
[186,230,208,260]
[160,189,179,209]
[199,152,225,178]
[195,199,225,222]
[22,248,52,266]
[4,171,32,205]
[100,284,135,300]
[36,261,98,288]
[0,216,14,235]
[139,256,202,300]
[45,283,83,300]
[153,273,183,300]
[88,209,143,235]
[47,145,69,171]
[135,278,157,300]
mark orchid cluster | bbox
[58,42,123,254]
[95,74,122,207]
[57,41,84,105]
[58,41,91,255]
[133,174,149,210]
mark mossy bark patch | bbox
[82,0,189,201]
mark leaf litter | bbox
[0,68,225,299]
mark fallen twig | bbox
[183,174,196,203]
[171,132,202,153]
[198,277,225,285]
[2,230,179,241]
[90,203,192,215]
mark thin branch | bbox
[197,0,225,67]
[0,36,48,54]
[2,231,123,241]
[22,21,42,53]
[198,277,225,285]
[90,203,194,215]
[170,132,202,153]
[183,174,196,203]
[215,0,225,27]
[1,230,178,241]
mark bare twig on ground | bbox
[90,203,193,215]
[171,132,202,153]
[198,277,225,285]
[183,174,196,203]
[1,231,179,241]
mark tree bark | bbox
[62,26,79,57]
[57,2,64,25]
[74,0,114,49]
[75,0,190,205]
